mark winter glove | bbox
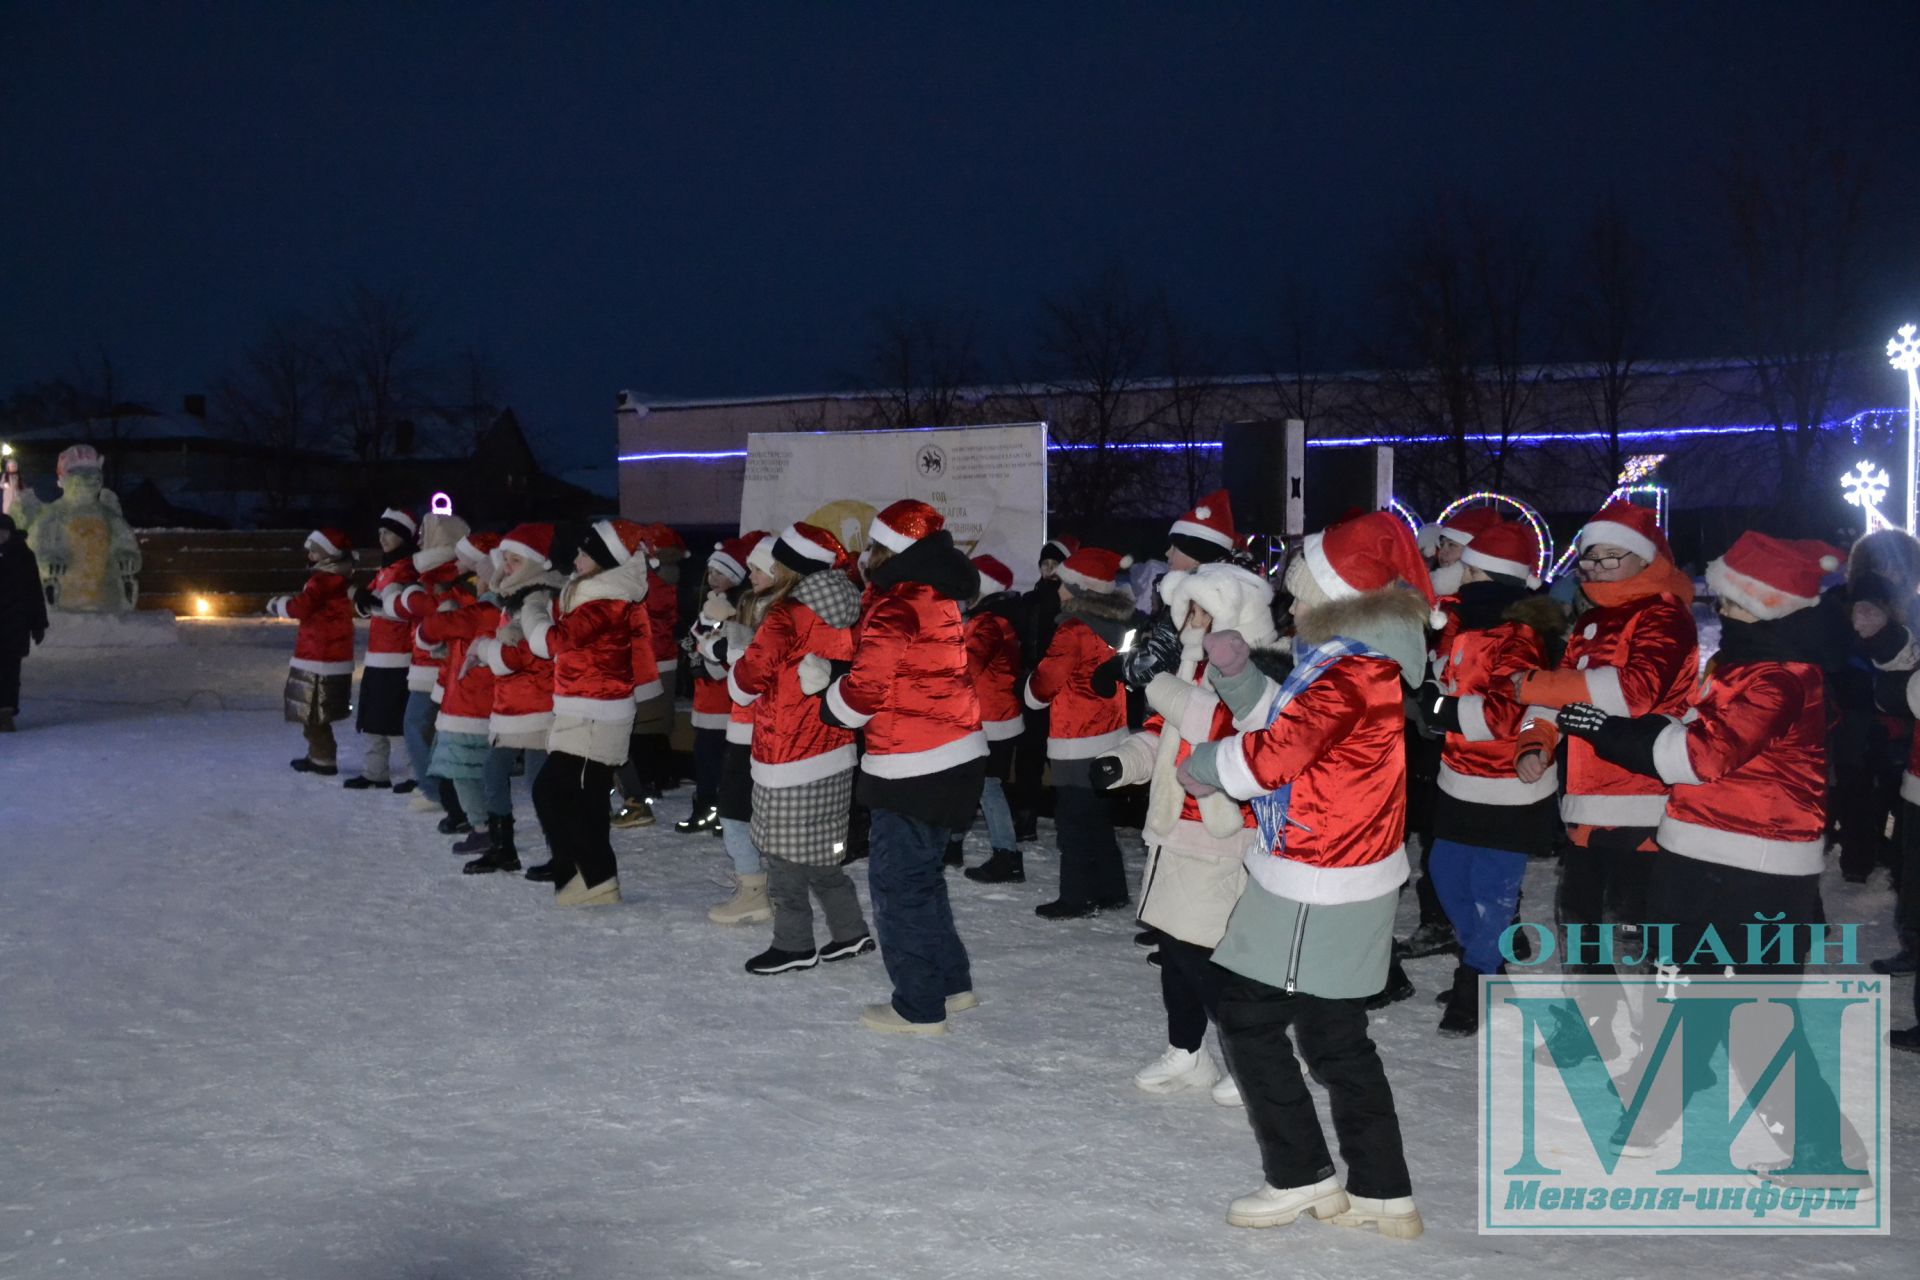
[461,637,496,678]
[696,632,729,666]
[701,593,736,623]
[1090,655,1124,699]
[1175,756,1220,798]
[797,653,833,696]
[1089,755,1125,792]
[1556,703,1667,780]
[1410,689,1460,740]
[1202,629,1252,679]
[1120,614,1183,687]
[352,584,379,615]
[265,594,290,619]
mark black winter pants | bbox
[1054,784,1127,907]
[0,650,22,713]
[690,726,726,810]
[1160,937,1225,1053]
[533,752,617,889]
[1216,972,1413,1199]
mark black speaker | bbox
[1220,420,1294,533]
[1221,420,1391,536]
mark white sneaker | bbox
[945,991,979,1014]
[1328,1194,1423,1239]
[1133,1045,1221,1094]
[1226,1176,1349,1229]
[1211,1073,1243,1107]
[859,1002,947,1035]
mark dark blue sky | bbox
[4,1,1917,471]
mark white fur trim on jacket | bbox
[1243,844,1409,906]
[725,719,755,745]
[824,677,873,728]
[1047,727,1131,760]
[1437,761,1558,806]
[289,656,353,676]
[1561,790,1667,828]
[1456,693,1492,742]
[750,744,858,789]
[1583,665,1630,717]
[435,712,490,736]
[1651,719,1701,786]
[1214,733,1264,801]
[484,645,515,678]
[690,708,730,731]
[552,694,638,722]
[860,731,988,779]
[982,714,1024,741]
[489,710,554,737]
[1656,816,1824,877]
[406,665,439,693]
[363,651,411,669]
[726,666,759,707]
[630,677,664,703]
[1022,676,1050,711]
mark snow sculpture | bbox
[18,445,143,612]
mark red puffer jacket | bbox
[1024,616,1127,759]
[827,580,986,778]
[387,555,472,694]
[418,599,501,735]
[647,569,679,686]
[629,602,661,703]
[359,558,417,668]
[525,576,642,720]
[691,666,731,730]
[1436,617,1556,807]
[729,590,858,786]
[966,611,1024,741]
[276,571,354,674]
[1651,660,1826,875]
[1517,571,1698,832]
[487,606,556,739]
[1214,654,1411,904]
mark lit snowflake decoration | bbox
[1616,453,1666,485]
[1842,460,1890,510]
[1890,323,1920,374]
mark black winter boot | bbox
[524,860,559,883]
[1438,965,1480,1037]
[1401,920,1459,959]
[965,849,1026,883]
[1365,954,1416,1010]
[674,804,720,834]
[943,836,966,868]
[465,815,521,874]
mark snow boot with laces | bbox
[707,872,773,925]
[463,815,521,874]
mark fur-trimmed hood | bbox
[1295,586,1432,686]
[560,557,648,613]
[1504,594,1569,637]
[1061,584,1138,648]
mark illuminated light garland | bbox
[1546,458,1671,581]
[1618,453,1666,484]
[1435,492,1554,580]
[1889,324,1920,531]
[616,407,1907,465]
[1841,459,1896,533]
[1388,498,1423,533]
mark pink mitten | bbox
[1201,629,1251,678]
[1175,758,1219,798]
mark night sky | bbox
[4,1,1917,471]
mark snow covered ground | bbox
[1,620,1912,1279]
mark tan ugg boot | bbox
[555,873,621,907]
[707,872,772,925]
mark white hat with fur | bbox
[1158,562,1277,647]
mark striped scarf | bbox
[1248,635,1380,859]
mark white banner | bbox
[739,424,1048,589]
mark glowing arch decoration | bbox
[1545,455,1671,581]
[1434,492,1554,581]
[1388,498,1423,534]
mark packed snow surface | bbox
[1,620,1911,1278]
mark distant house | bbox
[3,398,613,530]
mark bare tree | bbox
[1148,291,1221,507]
[1257,280,1331,434]
[1567,202,1659,487]
[1719,116,1873,515]
[1465,211,1548,492]
[856,302,985,430]
[323,285,433,478]
[68,346,141,490]
[450,346,510,450]
[216,314,334,517]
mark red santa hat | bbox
[1168,489,1237,553]
[1058,545,1133,594]
[710,530,768,585]
[455,529,502,568]
[1578,499,1670,565]
[1706,532,1842,620]
[869,499,945,554]
[1435,505,1503,547]
[498,523,555,568]
[1301,510,1441,625]
[306,527,353,560]
[771,521,848,575]
[378,507,419,542]
[588,518,650,567]
[1041,534,1080,565]
[1460,519,1543,588]
[640,522,687,557]
[972,554,1015,595]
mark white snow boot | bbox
[554,873,621,907]
[1328,1194,1424,1240]
[408,792,442,813]
[1225,1176,1350,1229]
[859,1002,947,1035]
[707,872,772,925]
[1133,1045,1221,1094]
[1211,1072,1244,1107]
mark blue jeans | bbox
[974,776,1018,851]
[402,690,436,790]
[455,747,545,821]
[868,808,972,1023]
[721,817,763,876]
[1429,838,1527,975]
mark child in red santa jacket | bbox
[518,519,651,907]
[384,510,474,823]
[612,523,686,828]
[1023,545,1135,919]
[271,528,357,776]
[1421,520,1567,1037]
[726,523,871,975]
[1508,499,1698,1059]
[1175,511,1431,1240]
[345,507,418,790]
[418,531,505,854]
[822,500,988,1035]
[958,555,1028,883]
[678,532,761,835]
